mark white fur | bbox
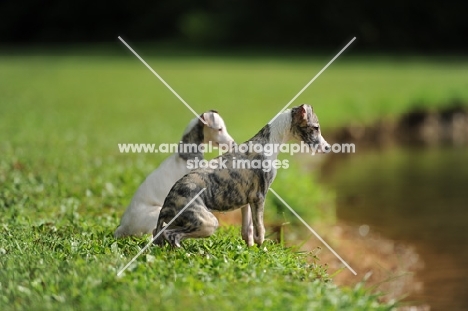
[114,113,234,238]
[269,111,293,143]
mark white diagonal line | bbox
[268,37,356,124]
[268,188,357,275]
[117,188,206,277]
[117,36,207,125]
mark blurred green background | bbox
[1,1,468,310]
[2,53,467,224]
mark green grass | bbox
[2,54,468,146]
[1,224,392,310]
[2,51,467,310]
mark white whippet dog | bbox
[114,110,235,238]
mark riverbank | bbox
[330,101,468,148]
[226,103,468,309]
[318,106,468,310]
[305,222,427,309]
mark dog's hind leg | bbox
[154,208,219,247]
[174,210,219,247]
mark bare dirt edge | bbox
[216,212,429,310]
[300,222,429,310]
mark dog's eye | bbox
[313,126,319,131]
[218,128,223,132]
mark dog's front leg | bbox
[241,204,254,247]
[250,201,265,246]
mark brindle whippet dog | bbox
[153,104,330,247]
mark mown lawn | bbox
[1,50,467,310]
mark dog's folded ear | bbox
[201,111,217,128]
[301,104,314,114]
[293,104,313,125]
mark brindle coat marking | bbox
[153,104,329,247]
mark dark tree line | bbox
[1,0,467,51]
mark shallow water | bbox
[322,145,468,310]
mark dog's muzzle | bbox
[315,135,331,153]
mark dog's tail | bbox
[152,221,166,246]
[153,206,175,246]
[114,225,127,238]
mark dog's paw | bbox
[241,226,254,247]
[253,234,264,246]
[164,231,183,248]
[152,229,166,246]
[253,226,265,246]
[242,235,254,247]
[170,240,182,248]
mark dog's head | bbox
[200,110,235,147]
[290,104,330,153]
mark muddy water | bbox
[321,146,468,310]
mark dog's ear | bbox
[293,104,310,125]
[201,111,216,128]
[300,105,308,120]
